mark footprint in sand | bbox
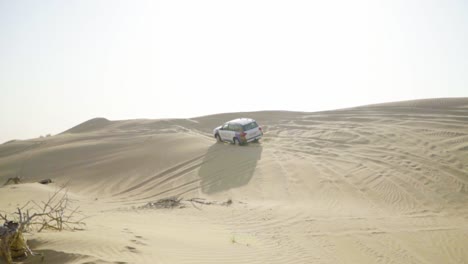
[131,238,147,246]
[125,246,139,253]
[131,234,148,246]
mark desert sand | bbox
[1,98,468,264]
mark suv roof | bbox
[227,118,256,126]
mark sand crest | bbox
[1,98,468,263]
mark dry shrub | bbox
[140,197,184,209]
[0,186,86,263]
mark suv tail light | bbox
[259,127,262,131]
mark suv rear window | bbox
[242,122,258,131]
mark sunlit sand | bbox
[1,98,468,263]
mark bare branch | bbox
[1,185,87,263]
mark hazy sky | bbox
[1,0,467,143]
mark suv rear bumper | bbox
[244,134,263,143]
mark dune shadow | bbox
[198,143,263,194]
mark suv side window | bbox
[228,123,240,131]
[233,124,242,132]
[242,122,258,131]
[222,123,229,130]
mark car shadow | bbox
[198,143,263,194]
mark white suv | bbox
[213,118,263,145]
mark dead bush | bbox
[0,186,86,263]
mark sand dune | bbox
[1,98,468,263]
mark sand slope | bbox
[1,98,468,263]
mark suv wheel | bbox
[215,134,222,143]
